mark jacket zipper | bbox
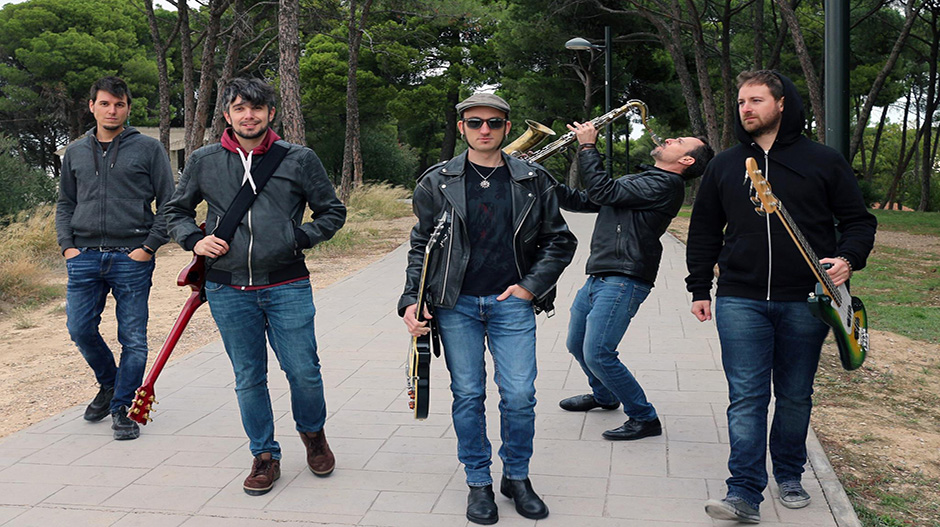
[512,188,537,281]
[246,209,254,288]
[763,152,772,301]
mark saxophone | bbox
[503,99,662,164]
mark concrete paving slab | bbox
[0,212,858,526]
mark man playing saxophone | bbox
[555,122,714,440]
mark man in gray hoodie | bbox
[56,76,175,441]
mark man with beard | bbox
[555,121,713,441]
[56,76,175,441]
[400,93,576,524]
[686,70,876,523]
[165,77,346,496]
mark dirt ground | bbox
[0,216,415,438]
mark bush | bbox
[0,134,57,221]
[346,183,412,220]
[0,204,62,304]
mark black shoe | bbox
[111,406,140,440]
[602,417,662,441]
[705,496,761,523]
[84,385,114,422]
[467,484,498,525]
[559,394,620,412]
[500,476,548,520]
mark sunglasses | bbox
[462,117,506,130]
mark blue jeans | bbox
[566,275,656,421]
[436,294,537,487]
[66,248,155,413]
[715,296,830,507]
[205,279,326,460]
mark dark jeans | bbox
[66,248,155,413]
[436,294,538,487]
[715,296,830,507]
[566,275,656,421]
[205,279,326,460]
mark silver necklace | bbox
[469,161,501,189]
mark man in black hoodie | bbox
[686,70,876,523]
[56,76,175,441]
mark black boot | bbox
[500,476,548,520]
[467,484,498,525]
[84,385,114,422]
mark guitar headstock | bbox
[425,213,449,255]
[744,157,779,215]
[127,385,156,425]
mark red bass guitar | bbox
[127,232,207,425]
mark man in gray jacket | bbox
[165,78,346,497]
[56,76,175,441]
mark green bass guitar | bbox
[745,158,869,370]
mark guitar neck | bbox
[140,290,205,388]
[773,202,843,306]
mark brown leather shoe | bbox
[300,429,335,476]
[243,453,280,496]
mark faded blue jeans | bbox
[205,279,326,460]
[436,294,537,487]
[566,275,656,421]
[715,296,830,508]
[66,248,155,413]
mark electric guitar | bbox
[127,227,207,424]
[406,213,447,419]
[744,158,869,370]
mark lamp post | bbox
[566,26,614,176]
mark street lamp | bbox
[566,26,614,176]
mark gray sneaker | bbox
[705,496,760,523]
[778,480,811,509]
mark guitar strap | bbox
[214,143,289,243]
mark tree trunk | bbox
[179,0,197,159]
[440,87,458,161]
[210,0,245,144]
[848,0,919,163]
[142,0,180,157]
[752,0,764,69]
[917,8,938,212]
[278,0,305,145]
[774,0,824,141]
[864,105,889,181]
[685,0,720,148]
[340,0,374,202]
[720,0,736,148]
[193,1,230,156]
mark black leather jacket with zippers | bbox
[398,151,577,316]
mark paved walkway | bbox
[0,212,859,526]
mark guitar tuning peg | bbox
[152,399,158,405]
[754,207,766,217]
[130,407,139,415]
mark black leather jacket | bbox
[398,151,577,316]
[556,148,686,285]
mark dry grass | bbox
[0,205,62,307]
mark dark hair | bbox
[221,77,276,110]
[736,70,784,100]
[681,136,715,180]
[90,76,132,105]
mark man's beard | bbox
[234,124,268,141]
[101,123,124,131]
[745,111,782,138]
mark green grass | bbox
[871,209,940,236]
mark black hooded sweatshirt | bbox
[685,72,877,302]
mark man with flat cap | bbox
[400,92,576,525]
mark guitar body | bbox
[405,214,448,419]
[408,333,432,420]
[807,282,869,370]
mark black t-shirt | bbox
[460,161,516,296]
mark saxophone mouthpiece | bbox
[649,132,664,147]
